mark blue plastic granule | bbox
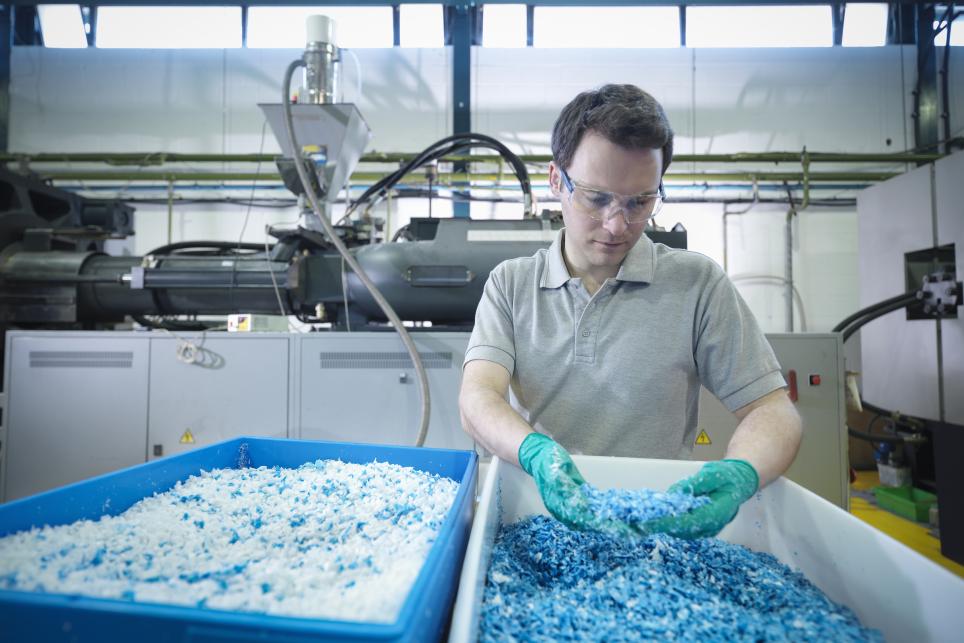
[0,459,459,623]
[480,516,883,642]
[582,485,711,524]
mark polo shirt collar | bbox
[540,228,657,289]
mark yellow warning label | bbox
[695,430,712,446]
[179,428,196,444]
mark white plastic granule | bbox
[0,460,460,623]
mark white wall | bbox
[10,45,963,331]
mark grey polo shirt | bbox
[464,229,786,459]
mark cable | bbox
[282,57,431,447]
[341,254,352,332]
[237,119,269,247]
[831,291,918,333]
[343,47,363,102]
[264,235,297,333]
[835,293,918,343]
[335,132,535,226]
[847,426,907,444]
[730,274,808,331]
[842,297,917,342]
[146,241,269,256]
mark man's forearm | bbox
[459,387,534,467]
[724,393,802,488]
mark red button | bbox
[809,374,821,386]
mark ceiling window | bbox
[687,5,833,48]
[534,6,680,48]
[482,4,527,48]
[97,6,241,48]
[247,6,393,48]
[843,3,888,47]
[38,4,87,48]
[400,4,444,47]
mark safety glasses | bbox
[559,167,664,225]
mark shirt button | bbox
[582,330,591,337]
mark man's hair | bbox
[551,84,674,176]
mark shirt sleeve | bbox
[694,271,787,412]
[463,263,516,375]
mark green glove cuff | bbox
[517,432,554,477]
[721,458,760,500]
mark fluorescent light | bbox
[97,7,241,49]
[38,5,87,49]
[687,5,832,48]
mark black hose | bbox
[860,399,927,432]
[832,291,918,333]
[147,241,270,256]
[132,315,210,331]
[841,296,918,342]
[848,426,907,444]
[342,133,534,221]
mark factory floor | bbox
[850,471,964,579]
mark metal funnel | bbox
[259,103,372,202]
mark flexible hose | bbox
[841,295,918,342]
[847,426,907,444]
[832,291,917,333]
[147,241,269,256]
[730,274,808,331]
[282,58,432,447]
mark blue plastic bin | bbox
[0,436,478,643]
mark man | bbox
[459,84,802,539]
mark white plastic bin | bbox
[449,456,964,642]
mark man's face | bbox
[549,132,663,279]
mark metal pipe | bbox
[0,151,944,165]
[785,208,795,332]
[35,171,902,183]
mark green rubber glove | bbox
[517,433,634,537]
[645,459,759,540]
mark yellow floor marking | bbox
[851,471,964,578]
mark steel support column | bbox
[831,3,844,47]
[450,2,473,218]
[0,5,10,152]
[915,4,939,153]
[83,5,97,47]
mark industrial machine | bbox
[3,330,845,508]
[0,15,851,525]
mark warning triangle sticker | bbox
[179,429,196,444]
[695,430,712,446]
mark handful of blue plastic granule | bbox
[480,516,883,642]
[582,485,711,525]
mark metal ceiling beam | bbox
[0,151,944,164]
[0,0,929,5]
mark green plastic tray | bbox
[873,485,937,522]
